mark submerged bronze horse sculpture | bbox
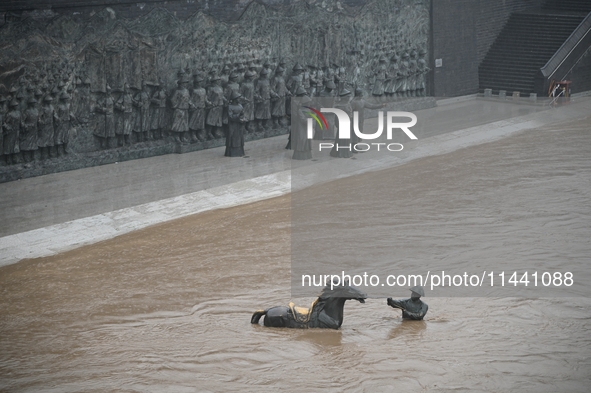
[251,283,367,329]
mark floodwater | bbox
[1,118,590,392]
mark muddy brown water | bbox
[1,118,590,392]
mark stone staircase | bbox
[478,0,589,95]
[542,0,591,14]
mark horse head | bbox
[319,280,367,303]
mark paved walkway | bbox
[1,97,589,266]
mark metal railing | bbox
[536,12,591,94]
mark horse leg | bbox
[251,309,266,324]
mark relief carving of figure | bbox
[302,65,311,96]
[234,62,246,84]
[189,73,209,142]
[220,64,231,89]
[20,97,40,163]
[54,92,76,156]
[314,65,325,97]
[170,73,191,143]
[38,95,57,158]
[2,99,21,165]
[115,84,133,146]
[307,64,318,98]
[334,63,347,96]
[254,68,272,132]
[316,80,336,140]
[399,52,410,97]
[408,50,418,97]
[271,66,289,127]
[239,70,256,134]
[16,77,29,112]
[94,85,116,149]
[371,55,388,98]
[0,95,6,162]
[286,63,304,119]
[417,48,430,96]
[323,64,336,90]
[205,74,226,140]
[74,76,92,124]
[133,81,151,142]
[223,71,241,130]
[384,53,399,97]
[150,79,167,140]
[262,60,273,78]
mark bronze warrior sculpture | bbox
[387,285,428,320]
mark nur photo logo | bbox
[301,101,419,153]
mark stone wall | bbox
[2,1,361,24]
[431,0,544,97]
[0,0,431,181]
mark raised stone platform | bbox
[0,127,290,183]
[364,96,437,119]
[0,97,436,183]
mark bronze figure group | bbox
[252,285,428,329]
[1,75,76,166]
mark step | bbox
[542,7,591,13]
[503,20,583,27]
[486,44,563,52]
[485,49,563,57]
[507,19,584,26]
[479,75,535,81]
[479,76,536,84]
[480,69,541,76]
[492,35,575,42]
[479,78,536,86]
[480,59,549,66]
[479,74,536,81]
[479,76,534,86]
[479,73,534,78]
[479,75,536,83]
[480,71,542,78]
[512,12,585,20]
[481,60,549,65]
[493,33,578,41]
[480,66,540,72]
[493,35,576,42]
[485,47,563,55]
[505,19,584,26]
[495,30,580,38]
[542,0,591,14]
[482,56,556,64]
